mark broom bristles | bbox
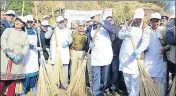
[137,59,160,96]
[169,77,176,96]
[67,58,87,96]
[37,55,60,96]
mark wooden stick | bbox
[22,1,25,16]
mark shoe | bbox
[31,87,37,93]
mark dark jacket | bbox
[166,19,176,45]
[109,25,122,57]
[39,28,51,60]
[1,20,13,36]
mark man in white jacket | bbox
[50,16,72,88]
[87,12,117,96]
[118,8,150,96]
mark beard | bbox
[131,20,142,27]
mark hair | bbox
[14,18,26,31]
[106,16,113,20]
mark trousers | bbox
[123,73,139,96]
[0,80,16,96]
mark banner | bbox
[64,9,112,28]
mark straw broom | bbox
[169,76,176,96]
[67,10,105,96]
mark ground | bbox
[26,89,124,96]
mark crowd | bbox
[0,6,175,96]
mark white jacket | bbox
[118,26,150,74]
[24,29,39,74]
[50,27,72,64]
[91,27,113,66]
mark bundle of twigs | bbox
[67,58,88,96]
[36,51,59,96]
[169,76,176,96]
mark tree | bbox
[7,1,33,16]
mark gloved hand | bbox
[132,50,140,58]
[89,42,95,49]
[35,46,43,51]
[62,41,69,48]
[13,55,21,63]
[124,32,132,38]
[7,52,15,59]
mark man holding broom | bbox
[50,16,72,89]
[87,12,117,96]
[118,8,150,96]
[70,21,88,81]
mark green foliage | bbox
[7,1,33,16]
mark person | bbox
[166,12,176,81]
[0,16,29,96]
[1,11,6,20]
[160,16,169,26]
[70,20,79,34]
[86,12,116,96]
[21,15,41,96]
[70,21,87,81]
[143,12,169,96]
[1,10,16,36]
[106,16,122,95]
[37,20,51,61]
[50,16,72,89]
[118,8,149,96]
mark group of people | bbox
[0,6,175,96]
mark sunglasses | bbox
[7,14,15,17]
[58,20,65,24]
[27,21,34,24]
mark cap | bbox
[79,21,85,26]
[150,12,161,19]
[16,16,26,23]
[90,11,101,18]
[133,8,144,19]
[6,10,15,15]
[161,16,169,20]
[41,20,49,26]
[43,15,50,19]
[56,16,64,22]
[25,15,35,22]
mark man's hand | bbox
[7,52,15,59]
[89,42,95,49]
[159,48,165,54]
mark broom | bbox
[169,76,176,96]
[67,10,105,96]
[118,3,160,96]
[34,2,59,96]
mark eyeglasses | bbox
[27,21,34,24]
[58,20,65,24]
[42,25,49,28]
[7,14,15,17]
